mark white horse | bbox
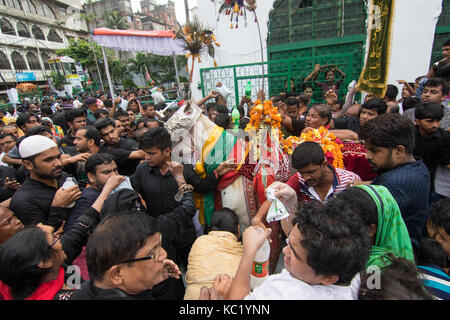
[165,101,256,233]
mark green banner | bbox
[357,0,395,97]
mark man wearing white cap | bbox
[9,135,81,229]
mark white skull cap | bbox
[19,135,57,159]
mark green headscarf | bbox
[355,185,415,269]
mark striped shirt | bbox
[417,265,450,300]
[286,165,361,203]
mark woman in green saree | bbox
[336,185,415,269]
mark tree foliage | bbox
[103,11,130,30]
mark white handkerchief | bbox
[266,187,290,223]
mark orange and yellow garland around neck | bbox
[283,127,345,169]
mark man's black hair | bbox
[291,141,325,169]
[428,198,450,235]
[214,105,229,114]
[334,187,378,228]
[113,109,129,120]
[94,108,109,119]
[214,113,231,129]
[417,237,448,268]
[285,97,299,108]
[140,126,172,151]
[298,94,310,106]
[94,117,116,132]
[239,117,250,130]
[0,133,17,141]
[65,108,86,123]
[144,118,163,128]
[208,208,240,235]
[359,113,415,154]
[385,84,399,101]
[415,102,444,120]
[85,152,116,175]
[424,77,450,96]
[86,212,158,282]
[16,112,37,131]
[361,97,388,115]
[206,102,217,113]
[293,198,370,285]
[39,105,53,117]
[443,38,450,47]
[79,125,102,147]
[24,125,52,137]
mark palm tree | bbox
[128,52,149,87]
[103,11,130,30]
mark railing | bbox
[200,53,355,107]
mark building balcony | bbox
[0,69,50,83]
[0,34,66,51]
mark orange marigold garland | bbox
[244,101,343,169]
[283,127,345,169]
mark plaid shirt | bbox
[286,165,361,203]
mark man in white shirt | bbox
[201,198,370,300]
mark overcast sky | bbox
[130,0,198,25]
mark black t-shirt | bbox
[60,134,75,147]
[333,116,361,134]
[99,144,136,176]
[117,137,139,151]
[291,118,306,136]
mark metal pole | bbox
[173,53,181,99]
[101,46,114,99]
[254,11,265,94]
[91,35,105,92]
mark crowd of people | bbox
[0,39,448,301]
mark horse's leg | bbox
[220,177,251,233]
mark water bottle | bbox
[231,106,240,133]
[245,81,252,98]
[62,177,77,208]
[250,227,270,290]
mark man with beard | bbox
[9,135,82,229]
[64,153,123,232]
[359,113,430,255]
[252,141,361,231]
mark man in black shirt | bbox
[9,135,81,229]
[60,109,86,148]
[74,126,146,176]
[93,117,139,151]
[413,102,450,203]
[131,127,235,268]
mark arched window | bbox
[17,21,30,38]
[26,52,40,70]
[11,51,28,70]
[47,29,63,43]
[41,52,50,70]
[0,18,16,35]
[23,0,37,15]
[0,51,11,69]
[41,3,56,19]
[32,25,45,40]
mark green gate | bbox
[200,53,355,107]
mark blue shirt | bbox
[417,265,450,300]
[372,158,430,255]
